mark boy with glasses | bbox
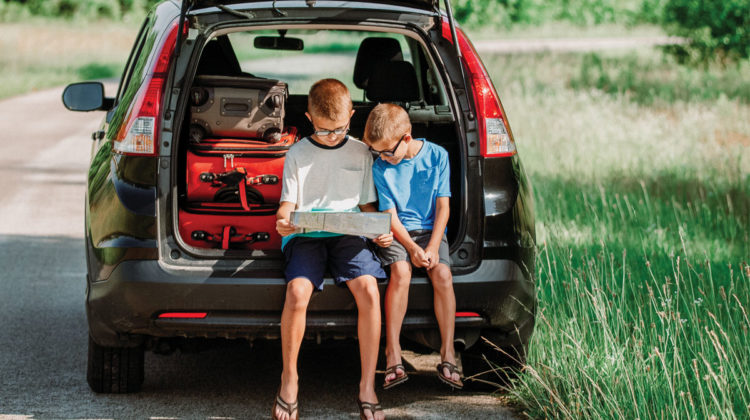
[363,103,463,391]
[273,79,390,420]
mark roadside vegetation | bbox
[1,0,748,418]
[482,47,750,418]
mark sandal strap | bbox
[384,364,405,375]
[439,361,462,375]
[359,400,382,412]
[276,394,299,415]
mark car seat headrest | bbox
[366,60,420,103]
[353,37,403,90]
[197,38,243,76]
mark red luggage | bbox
[178,202,281,250]
[186,127,297,208]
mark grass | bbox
[480,45,750,419]
[0,19,138,99]
[3,17,748,418]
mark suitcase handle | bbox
[191,229,270,250]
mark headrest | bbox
[197,38,243,76]
[366,60,420,103]
[353,38,404,90]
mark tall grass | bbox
[483,48,750,418]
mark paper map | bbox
[290,212,391,238]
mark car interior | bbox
[177,28,462,253]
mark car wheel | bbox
[87,335,145,393]
[461,339,526,391]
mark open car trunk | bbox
[172,23,465,263]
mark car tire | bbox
[87,335,145,393]
[462,339,526,391]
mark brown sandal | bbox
[357,398,383,420]
[272,392,299,420]
[382,364,409,390]
[436,361,464,390]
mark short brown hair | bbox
[363,103,411,146]
[307,78,353,120]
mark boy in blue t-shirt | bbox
[363,103,463,390]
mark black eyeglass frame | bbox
[312,122,350,137]
[369,134,406,158]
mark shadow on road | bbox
[0,234,512,419]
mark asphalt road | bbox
[0,86,516,419]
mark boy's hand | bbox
[373,232,393,248]
[276,218,298,236]
[424,244,440,270]
[408,246,430,268]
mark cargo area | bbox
[174,28,463,258]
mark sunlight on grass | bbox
[481,46,750,419]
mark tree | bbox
[662,0,750,64]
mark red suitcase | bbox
[186,127,297,209]
[178,202,281,250]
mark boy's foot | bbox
[436,361,464,390]
[382,364,408,389]
[272,391,298,420]
[273,381,299,420]
[357,398,385,420]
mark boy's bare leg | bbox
[275,277,314,420]
[346,274,385,420]
[428,263,460,383]
[384,261,412,383]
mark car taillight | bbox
[113,20,183,156]
[158,312,208,319]
[445,20,516,158]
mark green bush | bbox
[1,0,160,19]
[662,0,750,64]
[452,0,667,28]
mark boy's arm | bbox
[424,196,449,269]
[276,201,298,236]
[359,202,393,247]
[385,207,429,267]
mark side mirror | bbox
[62,82,111,111]
[254,36,304,51]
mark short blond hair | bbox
[363,103,411,146]
[307,78,353,120]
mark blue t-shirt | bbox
[372,139,451,231]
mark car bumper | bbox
[87,258,535,348]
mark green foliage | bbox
[1,0,160,20]
[570,52,750,104]
[662,0,750,64]
[76,63,120,80]
[452,0,668,28]
[480,46,750,419]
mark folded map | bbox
[290,211,391,238]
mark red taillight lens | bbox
[113,20,182,156]
[455,312,481,317]
[158,312,208,319]
[445,20,516,158]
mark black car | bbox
[63,0,536,393]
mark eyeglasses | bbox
[313,123,350,137]
[369,134,405,158]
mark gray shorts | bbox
[377,230,451,267]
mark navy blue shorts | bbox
[283,235,386,290]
